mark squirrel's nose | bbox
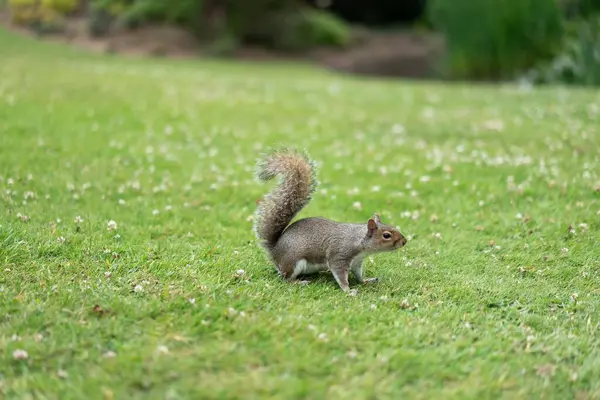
[394,235,407,247]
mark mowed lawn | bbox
[1,27,600,399]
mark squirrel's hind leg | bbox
[279,259,312,286]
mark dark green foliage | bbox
[29,17,67,36]
[561,0,600,18]
[223,0,350,51]
[527,17,600,86]
[576,18,600,85]
[244,7,351,52]
[225,0,292,39]
[84,0,350,52]
[526,0,600,86]
[292,8,351,49]
[118,0,203,30]
[88,3,115,37]
[428,0,564,80]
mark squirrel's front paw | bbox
[296,280,311,286]
[363,277,379,284]
[348,289,359,297]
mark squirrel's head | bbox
[363,213,407,252]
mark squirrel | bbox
[253,147,407,294]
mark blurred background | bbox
[1,0,599,86]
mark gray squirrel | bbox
[253,147,407,294]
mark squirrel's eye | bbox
[383,232,392,240]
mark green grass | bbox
[1,27,600,399]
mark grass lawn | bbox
[1,27,600,399]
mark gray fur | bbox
[253,148,407,292]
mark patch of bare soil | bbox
[0,11,444,79]
[0,13,202,57]
[312,31,444,78]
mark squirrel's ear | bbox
[367,218,377,236]
[372,213,381,224]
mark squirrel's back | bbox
[272,217,366,265]
[253,148,318,254]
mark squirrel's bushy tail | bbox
[253,147,317,253]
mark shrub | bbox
[560,0,600,19]
[85,0,351,52]
[89,0,130,17]
[526,17,600,86]
[118,0,202,30]
[88,7,114,37]
[41,0,78,13]
[87,0,126,37]
[295,8,351,48]
[242,7,351,52]
[428,0,564,80]
[8,0,77,26]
